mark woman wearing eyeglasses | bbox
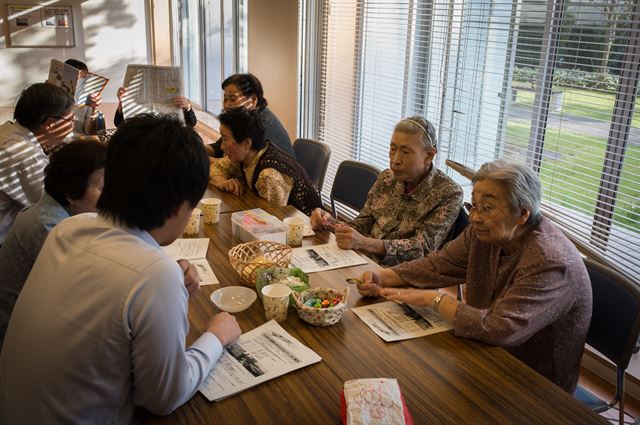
[355,160,592,394]
[207,73,295,158]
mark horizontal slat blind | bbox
[307,0,639,283]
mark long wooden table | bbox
[140,187,606,424]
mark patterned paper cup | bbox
[184,208,201,235]
[283,216,305,246]
[200,198,222,224]
[261,283,291,322]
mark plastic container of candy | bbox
[292,287,349,326]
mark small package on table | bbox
[341,378,414,425]
[231,208,286,244]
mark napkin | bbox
[340,378,414,425]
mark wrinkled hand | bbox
[206,312,241,346]
[356,271,382,297]
[86,93,102,109]
[220,178,243,196]
[310,208,335,231]
[334,224,365,250]
[380,288,434,307]
[173,96,192,110]
[178,259,201,298]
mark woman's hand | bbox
[310,208,335,231]
[335,224,365,250]
[173,96,192,111]
[219,178,243,195]
[356,271,383,297]
[380,288,435,307]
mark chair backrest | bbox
[584,257,640,370]
[446,205,470,243]
[293,138,332,192]
[330,160,381,217]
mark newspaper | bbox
[47,59,108,106]
[290,243,368,273]
[352,301,452,342]
[162,238,218,286]
[121,64,183,122]
[199,320,322,401]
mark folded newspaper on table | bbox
[352,301,452,342]
[199,320,322,401]
[121,64,184,122]
[47,59,109,106]
[290,243,368,273]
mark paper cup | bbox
[261,283,291,322]
[184,208,201,235]
[200,198,222,224]
[283,216,305,246]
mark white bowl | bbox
[210,286,257,313]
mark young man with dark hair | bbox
[0,83,74,244]
[0,114,241,423]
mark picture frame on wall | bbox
[6,4,75,47]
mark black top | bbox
[246,142,322,215]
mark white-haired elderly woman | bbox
[310,116,463,266]
[355,160,592,394]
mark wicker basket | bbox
[293,287,349,326]
[228,241,292,286]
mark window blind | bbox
[300,0,640,284]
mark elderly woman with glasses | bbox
[355,160,592,394]
[310,116,463,266]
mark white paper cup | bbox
[261,283,291,322]
[184,208,201,235]
[283,216,305,246]
[200,198,222,224]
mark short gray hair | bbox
[473,160,542,227]
[394,116,437,150]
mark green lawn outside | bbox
[504,121,640,232]
[511,83,640,128]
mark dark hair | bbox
[218,108,266,151]
[13,83,74,132]
[222,73,268,110]
[45,141,107,207]
[97,114,209,231]
[64,59,88,72]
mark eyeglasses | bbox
[464,201,495,217]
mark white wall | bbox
[0,0,150,108]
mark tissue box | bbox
[231,208,287,244]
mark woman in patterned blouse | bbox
[355,160,592,393]
[210,108,321,215]
[310,116,463,266]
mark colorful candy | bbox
[303,294,344,309]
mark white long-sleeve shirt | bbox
[0,121,48,244]
[0,213,222,424]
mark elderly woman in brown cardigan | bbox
[355,160,592,394]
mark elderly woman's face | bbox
[220,123,251,163]
[470,179,529,249]
[222,84,258,112]
[388,131,435,183]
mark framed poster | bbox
[6,4,75,47]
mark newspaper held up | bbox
[47,59,109,106]
[199,320,322,401]
[121,64,184,123]
[352,301,452,342]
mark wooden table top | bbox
[140,204,607,425]
[202,184,275,214]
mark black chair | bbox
[575,258,640,425]
[293,138,332,193]
[330,160,381,218]
[447,205,470,301]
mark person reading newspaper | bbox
[63,59,106,136]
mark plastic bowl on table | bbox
[210,286,257,313]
